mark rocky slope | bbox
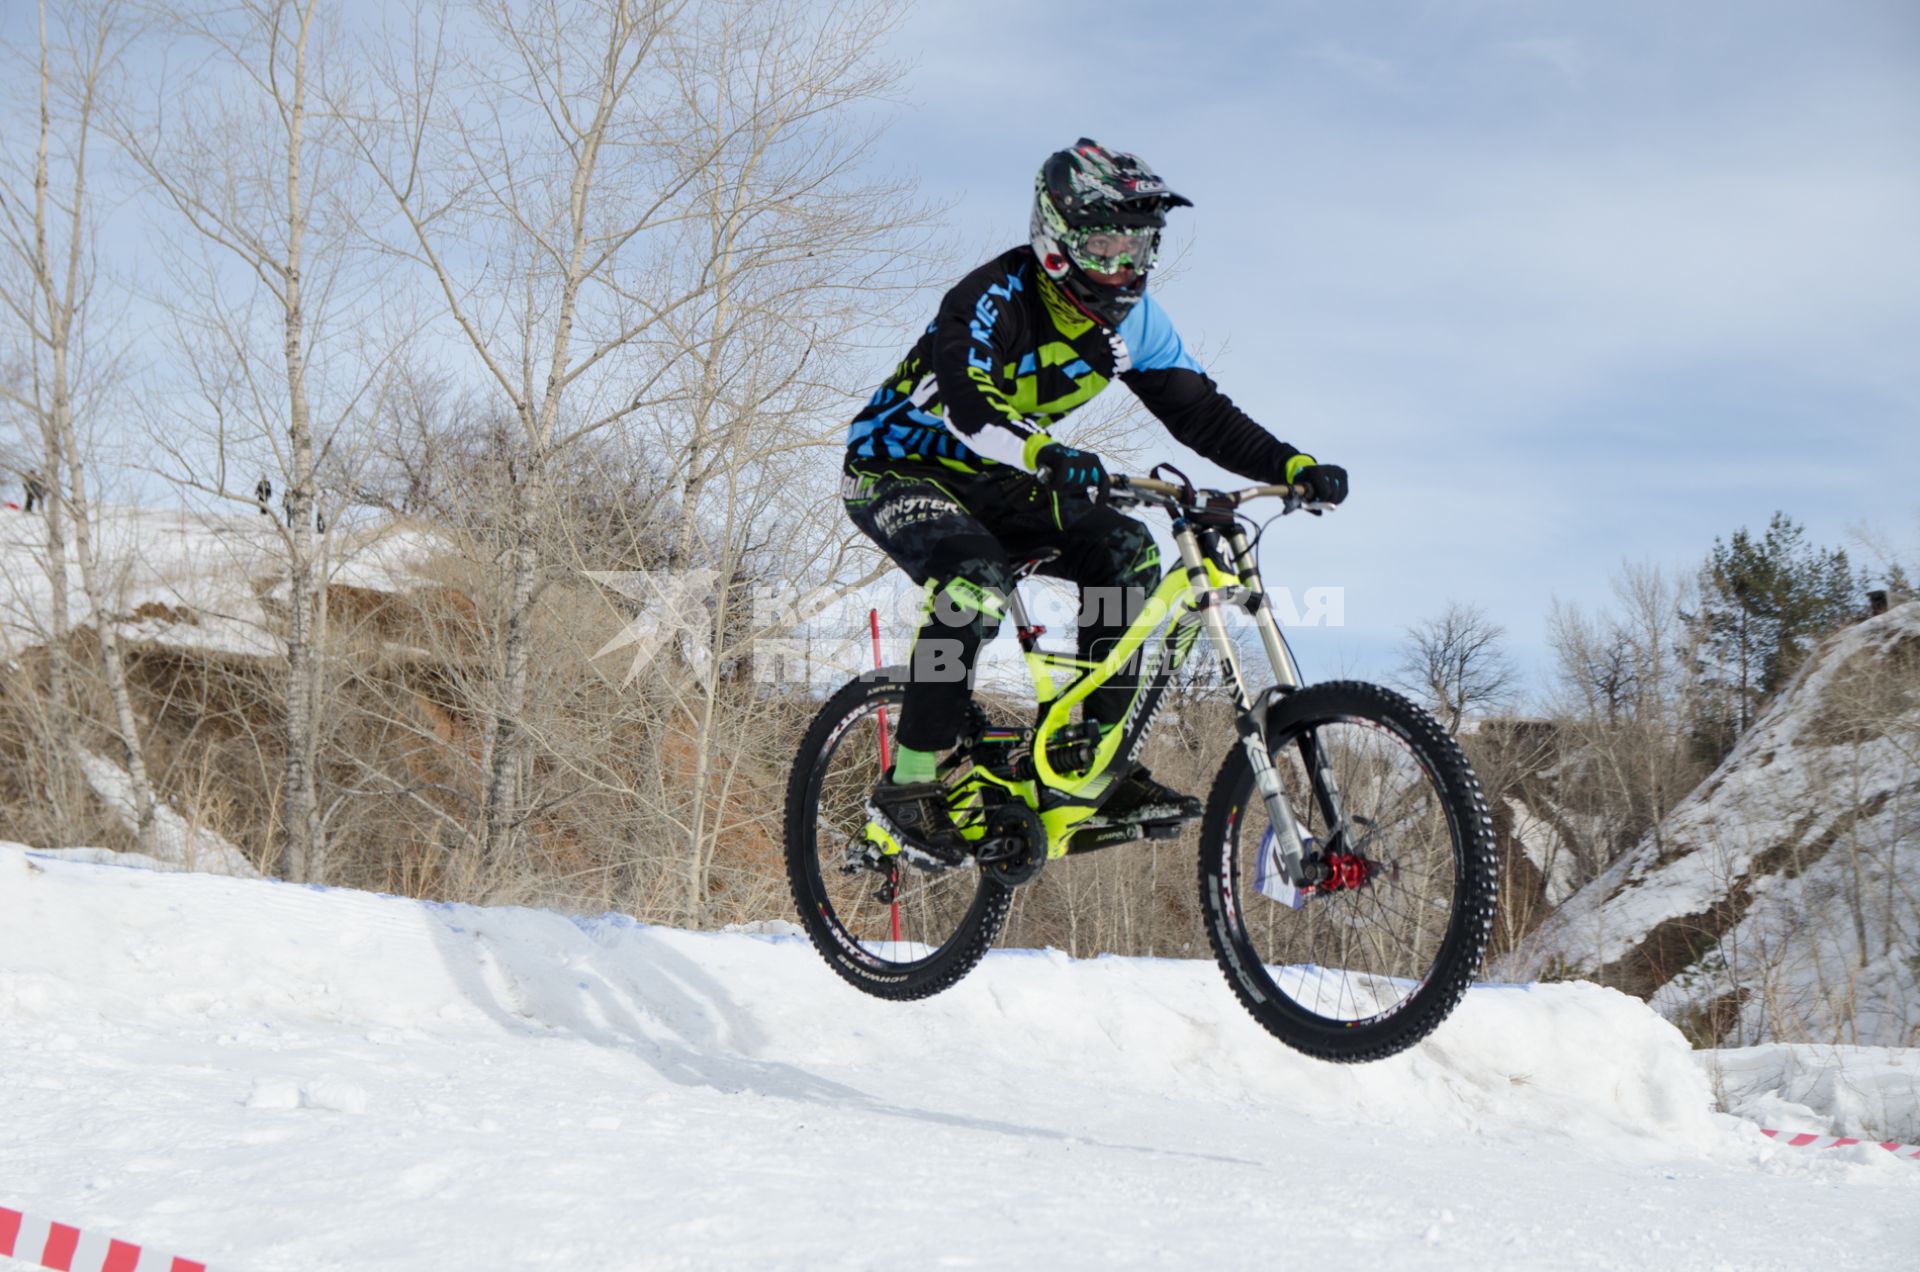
[1498,601,1920,1047]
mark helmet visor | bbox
[1066,226,1159,275]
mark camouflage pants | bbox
[844,460,1160,753]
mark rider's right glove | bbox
[1285,453,1349,508]
[1033,441,1111,504]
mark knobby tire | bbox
[785,670,1011,1000]
[1198,680,1497,1062]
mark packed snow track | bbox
[0,845,1912,1270]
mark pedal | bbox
[1064,816,1187,855]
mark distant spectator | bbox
[24,469,46,514]
[255,476,272,516]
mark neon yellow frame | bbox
[966,546,1246,858]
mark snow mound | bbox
[1705,1044,1920,1144]
[0,842,1713,1154]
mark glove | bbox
[1283,453,1348,507]
[1034,442,1110,503]
[1299,464,1348,506]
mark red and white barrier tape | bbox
[0,1206,209,1272]
[1761,1128,1920,1163]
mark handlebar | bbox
[1108,473,1313,510]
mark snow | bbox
[1704,1045,1920,1144]
[1506,796,1581,905]
[0,502,443,664]
[2,844,1914,1270]
[73,750,259,877]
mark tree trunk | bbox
[35,426,79,835]
[276,6,322,882]
[27,0,158,852]
[56,412,159,852]
[484,460,540,865]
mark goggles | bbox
[1065,225,1159,275]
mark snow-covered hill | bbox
[1,845,1913,1271]
[0,502,441,664]
[1498,602,1920,1048]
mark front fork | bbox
[1177,526,1334,887]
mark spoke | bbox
[1241,716,1459,1024]
[803,692,987,967]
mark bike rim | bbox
[1222,714,1465,1027]
[802,691,995,973]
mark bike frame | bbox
[992,475,1326,882]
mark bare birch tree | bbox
[0,0,160,849]
[610,0,922,922]
[1546,562,1708,877]
[113,0,379,879]
[348,0,918,879]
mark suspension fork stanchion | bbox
[869,608,901,943]
[1177,526,1312,885]
[1228,527,1352,852]
[1227,529,1304,692]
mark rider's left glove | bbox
[1284,453,1349,508]
[1033,442,1111,504]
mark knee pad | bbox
[924,537,1012,643]
[928,561,1011,643]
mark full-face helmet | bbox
[1030,137,1192,327]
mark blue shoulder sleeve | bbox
[1117,293,1204,374]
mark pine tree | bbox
[1688,512,1861,757]
[1882,562,1914,605]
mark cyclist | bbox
[844,137,1348,866]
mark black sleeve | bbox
[1121,366,1303,483]
[927,254,1046,470]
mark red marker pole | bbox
[869,608,901,944]
[870,608,892,768]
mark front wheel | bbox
[785,670,1011,1000]
[1199,680,1496,1062]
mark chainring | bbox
[978,803,1047,887]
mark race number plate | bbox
[1253,825,1309,909]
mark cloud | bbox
[1496,36,1588,85]
[1302,40,1407,94]
[858,0,1920,690]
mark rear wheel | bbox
[1199,680,1496,1062]
[785,670,1011,1000]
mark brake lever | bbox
[1149,462,1196,505]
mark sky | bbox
[3,0,1915,702]
[846,0,1920,693]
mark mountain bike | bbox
[784,472,1497,1062]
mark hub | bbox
[1302,850,1375,896]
